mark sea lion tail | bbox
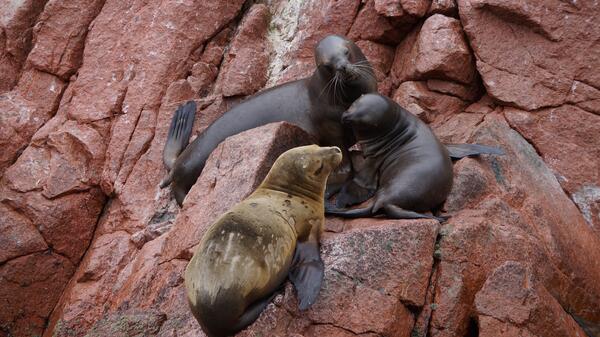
[445,143,505,159]
[163,100,197,171]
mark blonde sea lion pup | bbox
[184,145,343,337]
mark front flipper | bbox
[445,143,504,160]
[289,241,324,310]
[335,180,376,208]
[383,204,449,222]
[163,100,197,171]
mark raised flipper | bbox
[445,143,504,160]
[383,204,448,222]
[163,101,197,171]
[289,241,324,310]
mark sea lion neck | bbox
[260,178,324,204]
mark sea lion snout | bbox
[322,146,343,167]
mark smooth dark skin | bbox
[161,35,377,205]
[326,94,454,221]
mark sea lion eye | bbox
[343,48,349,56]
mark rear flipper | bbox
[289,241,324,310]
[231,292,278,333]
[325,203,375,218]
[384,204,448,222]
[445,143,504,160]
[326,202,448,222]
[163,101,197,171]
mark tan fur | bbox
[184,145,341,337]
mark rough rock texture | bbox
[475,261,587,337]
[0,0,49,93]
[458,0,600,111]
[1,0,599,337]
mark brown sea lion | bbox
[160,35,377,205]
[184,145,342,337]
[325,93,503,221]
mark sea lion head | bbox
[314,35,377,102]
[341,94,397,140]
[261,145,343,200]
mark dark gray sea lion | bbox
[325,93,503,221]
[184,145,342,337]
[161,35,377,205]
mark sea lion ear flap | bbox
[289,241,324,311]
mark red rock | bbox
[443,157,490,213]
[44,120,106,197]
[429,113,600,337]
[375,0,430,19]
[356,40,395,95]
[348,0,406,44]
[431,112,484,143]
[319,220,439,307]
[356,40,395,75]
[45,231,137,336]
[76,310,167,337]
[187,28,231,97]
[375,0,406,17]
[428,0,458,16]
[392,81,467,123]
[464,94,496,114]
[187,62,219,96]
[475,261,587,337]
[391,14,475,85]
[27,0,105,79]
[0,204,47,263]
[505,105,600,234]
[391,23,421,84]
[457,0,600,110]
[200,28,232,67]
[242,220,438,336]
[0,252,74,337]
[0,0,48,92]
[216,4,272,97]
[415,14,475,84]
[1,187,106,264]
[0,69,65,173]
[426,79,480,101]
[399,0,431,17]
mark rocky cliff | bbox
[0,0,599,337]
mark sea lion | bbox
[185,145,343,337]
[160,35,377,205]
[325,94,503,221]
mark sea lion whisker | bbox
[351,66,376,81]
[354,60,371,65]
[319,75,336,98]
